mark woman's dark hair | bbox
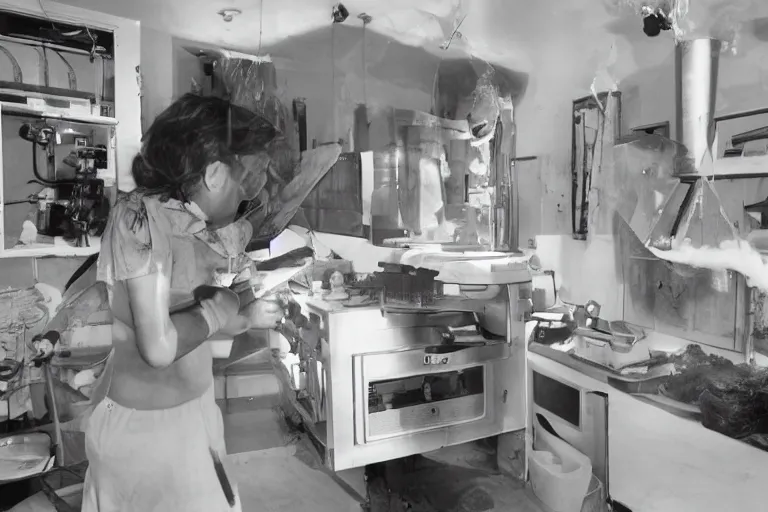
[132,93,277,201]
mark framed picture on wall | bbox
[571,91,622,239]
[631,121,670,138]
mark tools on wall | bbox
[570,91,622,239]
[14,121,109,247]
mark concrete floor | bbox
[220,398,287,454]
[224,444,545,512]
[219,395,368,511]
[226,447,361,512]
[220,401,544,512]
[215,346,544,512]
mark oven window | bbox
[532,371,581,428]
[368,366,484,413]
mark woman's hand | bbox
[219,314,252,336]
[194,285,250,336]
[241,294,287,330]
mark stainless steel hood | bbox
[612,38,739,250]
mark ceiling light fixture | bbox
[218,8,242,22]
[332,3,349,23]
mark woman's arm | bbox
[125,274,246,368]
[123,272,205,367]
[100,196,237,368]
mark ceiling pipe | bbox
[674,37,722,177]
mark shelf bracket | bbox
[0,44,22,83]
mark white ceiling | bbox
[47,0,768,74]
[53,0,483,55]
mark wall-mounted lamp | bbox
[218,8,242,22]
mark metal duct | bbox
[609,37,729,249]
[674,38,722,176]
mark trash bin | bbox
[581,475,606,512]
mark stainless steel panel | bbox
[368,393,486,439]
[305,291,527,471]
[359,343,509,380]
[360,362,488,441]
[586,391,609,498]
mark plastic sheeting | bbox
[194,10,528,246]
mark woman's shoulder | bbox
[110,191,167,242]
[115,191,170,217]
[98,191,172,284]
[114,190,165,211]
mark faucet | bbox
[571,300,643,353]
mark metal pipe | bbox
[674,38,722,176]
[0,34,111,58]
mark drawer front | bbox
[358,358,489,442]
[361,342,509,381]
[368,392,485,439]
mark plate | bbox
[0,433,53,483]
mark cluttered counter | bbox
[528,325,767,512]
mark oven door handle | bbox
[362,342,508,379]
[420,343,508,368]
[432,325,456,344]
[424,342,485,355]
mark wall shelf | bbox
[0,236,100,258]
[0,0,140,259]
[711,154,768,179]
[0,0,141,191]
[0,105,116,258]
[676,154,768,181]
[0,102,118,126]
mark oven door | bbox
[528,366,609,497]
[353,342,508,443]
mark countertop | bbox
[528,338,767,512]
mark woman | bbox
[82,94,285,512]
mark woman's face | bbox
[235,153,270,201]
[202,153,270,228]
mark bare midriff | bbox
[105,283,213,410]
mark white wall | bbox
[506,9,768,327]
[164,25,437,151]
[140,26,174,133]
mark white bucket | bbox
[529,416,593,512]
